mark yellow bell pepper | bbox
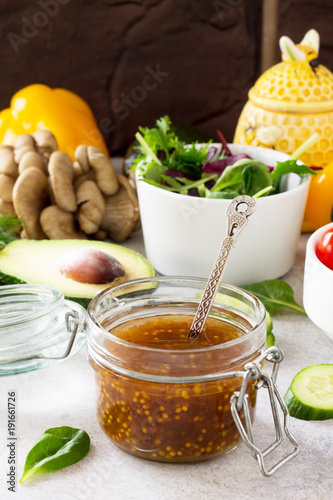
[302,161,333,231]
[0,84,108,160]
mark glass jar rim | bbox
[87,275,267,355]
[0,284,64,329]
[0,284,87,376]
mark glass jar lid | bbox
[0,284,87,376]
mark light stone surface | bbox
[0,228,333,500]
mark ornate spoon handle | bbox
[188,195,256,340]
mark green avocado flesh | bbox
[0,239,155,308]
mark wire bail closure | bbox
[230,346,300,477]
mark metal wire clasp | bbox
[230,346,300,477]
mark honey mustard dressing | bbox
[90,314,258,462]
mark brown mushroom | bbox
[73,169,95,191]
[40,205,86,240]
[92,228,108,240]
[20,228,29,239]
[87,146,118,195]
[33,130,58,158]
[100,174,140,242]
[0,145,14,156]
[19,151,47,174]
[13,134,36,150]
[73,161,84,179]
[74,145,90,173]
[76,180,105,234]
[14,144,36,164]
[0,150,18,178]
[48,151,77,212]
[12,166,48,239]
[0,174,16,202]
[0,199,15,215]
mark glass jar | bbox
[0,284,87,376]
[87,276,268,463]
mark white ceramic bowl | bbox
[303,222,333,339]
[136,144,310,285]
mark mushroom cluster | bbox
[0,131,140,241]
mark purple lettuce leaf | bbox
[216,130,232,155]
[202,146,219,170]
[202,153,251,176]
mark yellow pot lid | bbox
[249,30,333,113]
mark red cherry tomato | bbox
[315,228,333,270]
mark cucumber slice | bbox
[284,364,333,421]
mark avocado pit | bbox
[58,249,125,284]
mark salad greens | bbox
[134,116,317,198]
[20,426,90,483]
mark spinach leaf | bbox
[242,164,272,196]
[211,159,270,194]
[243,279,306,315]
[20,426,90,483]
[271,159,316,181]
[207,190,240,199]
[210,162,244,192]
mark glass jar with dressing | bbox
[86,276,299,476]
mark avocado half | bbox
[0,239,155,308]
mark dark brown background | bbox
[0,0,332,154]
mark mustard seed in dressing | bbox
[90,314,259,462]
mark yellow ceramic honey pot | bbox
[234,30,333,231]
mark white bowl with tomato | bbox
[304,222,333,339]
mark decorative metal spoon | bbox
[188,195,256,340]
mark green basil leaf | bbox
[20,426,90,483]
[242,279,306,315]
[271,159,315,181]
